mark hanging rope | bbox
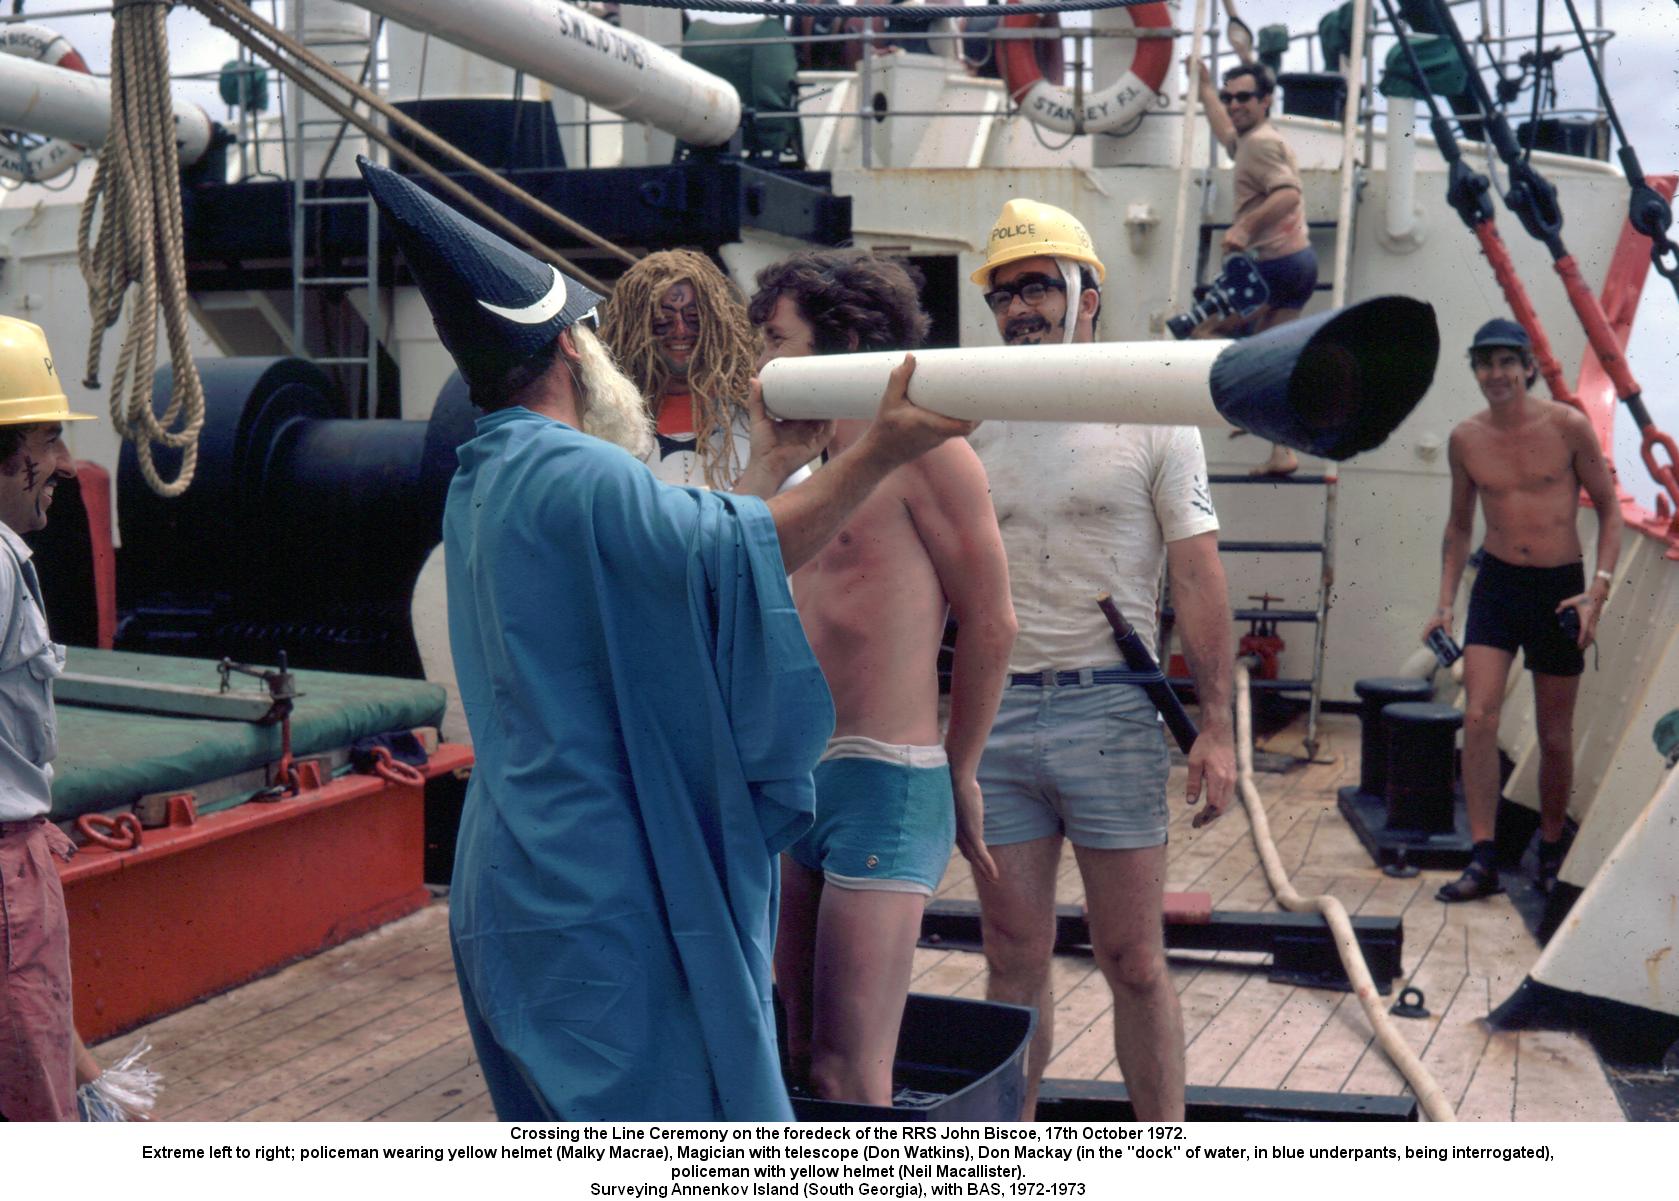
[77,0,205,499]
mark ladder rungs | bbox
[1168,676,1313,692]
[1219,540,1326,554]
[1208,473,1336,485]
[298,276,372,286]
[297,196,373,207]
[1163,607,1319,624]
[307,356,375,366]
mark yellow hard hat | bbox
[0,316,94,427]
[971,198,1106,287]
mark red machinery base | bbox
[61,743,472,1043]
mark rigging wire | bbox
[1558,0,1678,296]
[617,0,1163,16]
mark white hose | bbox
[1234,660,1457,1122]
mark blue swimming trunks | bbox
[787,736,955,895]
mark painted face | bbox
[0,423,74,535]
[1220,79,1271,133]
[756,294,818,370]
[1470,347,1528,406]
[652,280,701,379]
[991,256,1070,346]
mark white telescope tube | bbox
[348,0,741,147]
[0,52,214,165]
[760,341,1232,426]
[760,297,1443,463]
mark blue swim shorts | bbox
[786,736,955,895]
[979,673,1169,850]
[1254,246,1319,312]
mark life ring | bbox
[999,1,1174,135]
[0,24,92,183]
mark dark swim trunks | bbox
[1464,552,1586,677]
[1255,246,1319,311]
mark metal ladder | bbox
[1163,471,1338,762]
[288,33,382,418]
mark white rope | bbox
[1234,660,1458,1122]
[77,0,205,499]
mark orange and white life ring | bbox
[999,1,1174,135]
[0,24,92,182]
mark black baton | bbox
[1096,593,1200,754]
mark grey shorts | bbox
[978,674,1169,850]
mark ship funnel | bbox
[760,297,1439,462]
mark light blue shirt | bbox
[0,523,63,821]
[445,407,832,1121]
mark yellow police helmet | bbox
[0,316,95,427]
[971,198,1106,287]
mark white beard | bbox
[572,325,654,460]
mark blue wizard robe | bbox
[444,407,832,1120]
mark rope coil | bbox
[77,0,205,498]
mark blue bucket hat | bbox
[357,156,602,399]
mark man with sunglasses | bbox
[1192,59,1318,475]
[967,200,1235,1121]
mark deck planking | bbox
[95,713,1624,1121]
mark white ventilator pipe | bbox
[761,296,1442,463]
[346,0,740,147]
[0,51,214,165]
[1385,95,1421,245]
[1234,661,1458,1122]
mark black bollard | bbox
[1352,677,1435,800]
[1381,702,1465,835]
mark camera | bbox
[1425,626,1462,668]
[1166,255,1270,340]
[1557,605,1582,644]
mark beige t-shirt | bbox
[970,421,1219,672]
[1233,122,1310,260]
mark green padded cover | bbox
[683,18,800,158]
[49,649,446,822]
[1380,34,1468,99]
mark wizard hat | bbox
[357,156,602,398]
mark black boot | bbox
[1535,836,1569,895]
[1438,841,1503,903]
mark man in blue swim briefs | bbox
[1424,319,1620,902]
[1192,58,1320,476]
[751,252,1017,1106]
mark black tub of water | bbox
[785,993,1035,1121]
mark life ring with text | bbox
[999,1,1174,136]
[0,24,92,183]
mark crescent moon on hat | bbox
[477,265,568,325]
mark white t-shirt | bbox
[641,418,750,489]
[971,421,1219,671]
[641,411,810,492]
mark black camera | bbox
[1167,255,1270,340]
[1557,605,1582,644]
[1425,626,1462,668]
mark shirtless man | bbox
[750,251,1017,1104]
[1424,319,1621,901]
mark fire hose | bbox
[1098,595,1458,1121]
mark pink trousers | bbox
[0,818,78,1121]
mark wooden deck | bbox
[99,712,1624,1122]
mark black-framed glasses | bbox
[1219,89,1261,105]
[983,277,1066,314]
